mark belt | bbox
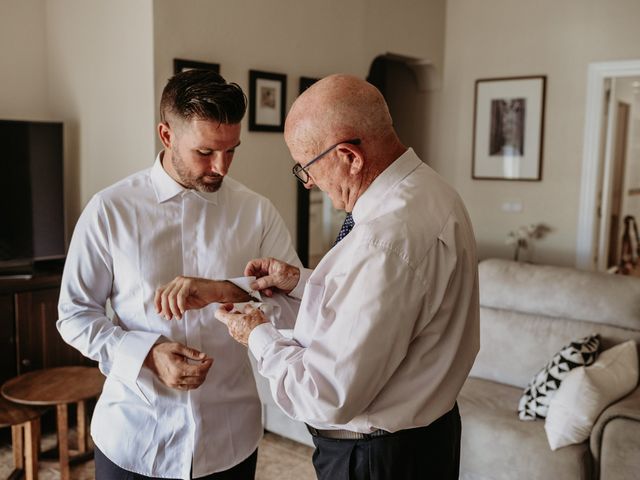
[306,424,390,440]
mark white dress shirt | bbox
[249,148,480,433]
[58,154,300,479]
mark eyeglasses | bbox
[292,138,361,184]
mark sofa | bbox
[459,259,640,480]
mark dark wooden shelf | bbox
[0,273,62,294]
[0,272,92,388]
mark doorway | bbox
[366,53,435,161]
[605,100,630,269]
[576,60,640,270]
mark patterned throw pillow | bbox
[518,334,600,420]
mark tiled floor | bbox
[0,431,316,479]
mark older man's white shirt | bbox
[249,148,480,433]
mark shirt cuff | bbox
[110,330,161,402]
[248,322,283,360]
[290,268,313,299]
[228,276,261,300]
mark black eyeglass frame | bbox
[292,138,361,184]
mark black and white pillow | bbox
[518,334,600,420]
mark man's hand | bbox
[215,304,268,346]
[143,342,213,390]
[155,276,252,320]
[244,257,300,297]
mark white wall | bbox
[363,0,445,72]
[1,0,447,248]
[152,0,446,239]
[0,0,49,120]
[46,0,156,231]
[152,0,367,238]
[433,0,640,266]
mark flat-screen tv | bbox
[0,120,65,273]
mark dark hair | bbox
[160,69,247,124]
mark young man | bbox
[57,70,299,479]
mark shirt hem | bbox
[93,433,263,479]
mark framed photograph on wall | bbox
[299,76,319,94]
[249,70,286,132]
[173,58,220,75]
[472,75,546,181]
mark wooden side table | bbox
[0,395,45,480]
[2,367,104,480]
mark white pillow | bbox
[518,334,600,420]
[544,340,639,450]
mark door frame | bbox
[576,59,640,269]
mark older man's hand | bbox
[215,303,269,346]
[244,257,300,297]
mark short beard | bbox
[171,147,223,193]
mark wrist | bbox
[216,280,253,303]
[284,268,300,294]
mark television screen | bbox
[0,120,65,268]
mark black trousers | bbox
[311,403,461,480]
[94,446,257,480]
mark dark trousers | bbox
[94,446,257,480]
[312,403,461,480]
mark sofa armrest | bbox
[590,384,640,479]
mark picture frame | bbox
[173,58,220,75]
[249,70,286,132]
[299,76,319,94]
[472,75,546,181]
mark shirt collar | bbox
[150,151,219,205]
[351,147,421,224]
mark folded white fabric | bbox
[228,276,276,318]
[544,340,639,450]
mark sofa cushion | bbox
[470,306,640,388]
[518,334,600,420]
[459,377,592,480]
[479,258,640,330]
[544,340,639,450]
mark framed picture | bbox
[173,58,220,75]
[299,76,319,94]
[249,70,286,132]
[472,75,546,181]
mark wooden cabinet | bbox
[0,274,90,385]
[0,293,17,383]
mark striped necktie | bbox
[334,213,355,245]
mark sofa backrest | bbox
[469,258,640,389]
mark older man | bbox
[167,74,480,479]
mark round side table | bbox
[2,367,105,480]
[0,395,45,480]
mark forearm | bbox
[249,324,357,425]
[259,293,301,329]
[57,306,160,379]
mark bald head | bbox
[285,74,396,152]
[285,74,407,212]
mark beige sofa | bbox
[459,259,640,479]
